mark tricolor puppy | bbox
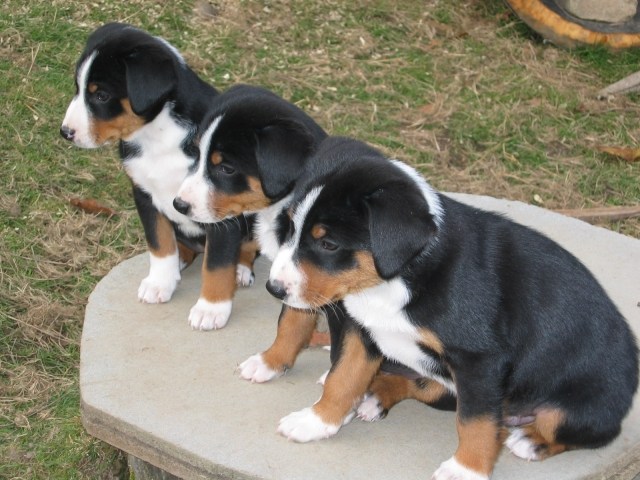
[174,84,329,375]
[268,137,639,480]
[60,23,257,329]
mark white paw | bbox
[278,408,341,442]
[238,354,280,383]
[138,252,181,303]
[356,393,385,422]
[137,273,179,303]
[236,264,255,287]
[188,298,232,330]
[505,428,541,461]
[316,370,329,385]
[432,457,489,480]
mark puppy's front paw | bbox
[188,299,232,330]
[239,354,280,383]
[356,393,385,422]
[505,428,541,461]
[278,408,340,442]
[138,274,179,304]
[432,457,489,480]
[236,264,255,287]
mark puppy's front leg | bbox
[134,186,181,304]
[432,360,505,480]
[188,221,243,330]
[278,328,383,442]
[239,305,317,383]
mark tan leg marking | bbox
[261,307,318,372]
[369,374,451,412]
[522,408,568,459]
[238,239,259,270]
[201,262,237,303]
[454,416,503,477]
[177,242,198,268]
[149,213,177,258]
[313,333,383,425]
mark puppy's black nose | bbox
[60,125,75,141]
[173,197,191,215]
[266,279,287,300]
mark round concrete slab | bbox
[81,194,640,480]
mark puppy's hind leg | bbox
[236,238,258,287]
[505,408,569,461]
[357,374,456,422]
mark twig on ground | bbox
[555,206,640,222]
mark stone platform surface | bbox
[81,193,640,480]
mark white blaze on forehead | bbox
[78,51,97,91]
[389,159,444,227]
[62,50,98,148]
[197,115,223,169]
[269,185,324,310]
[289,185,324,249]
[174,115,223,223]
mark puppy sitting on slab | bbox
[267,136,638,480]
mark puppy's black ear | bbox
[255,121,317,199]
[364,182,438,279]
[123,47,177,115]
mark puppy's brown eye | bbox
[320,239,338,251]
[219,164,235,175]
[95,90,111,102]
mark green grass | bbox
[1,0,639,478]
[574,45,640,84]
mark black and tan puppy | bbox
[267,136,639,480]
[174,84,329,367]
[60,23,257,329]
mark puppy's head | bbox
[60,23,182,148]
[174,85,326,222]
[267,137,443,309]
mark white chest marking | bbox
[344,279,455,393]
[124,105,203,237]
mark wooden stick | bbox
[69,198,118,217]
[597,70,640,98]
[554,206,640,222]
[596,145,640,162]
